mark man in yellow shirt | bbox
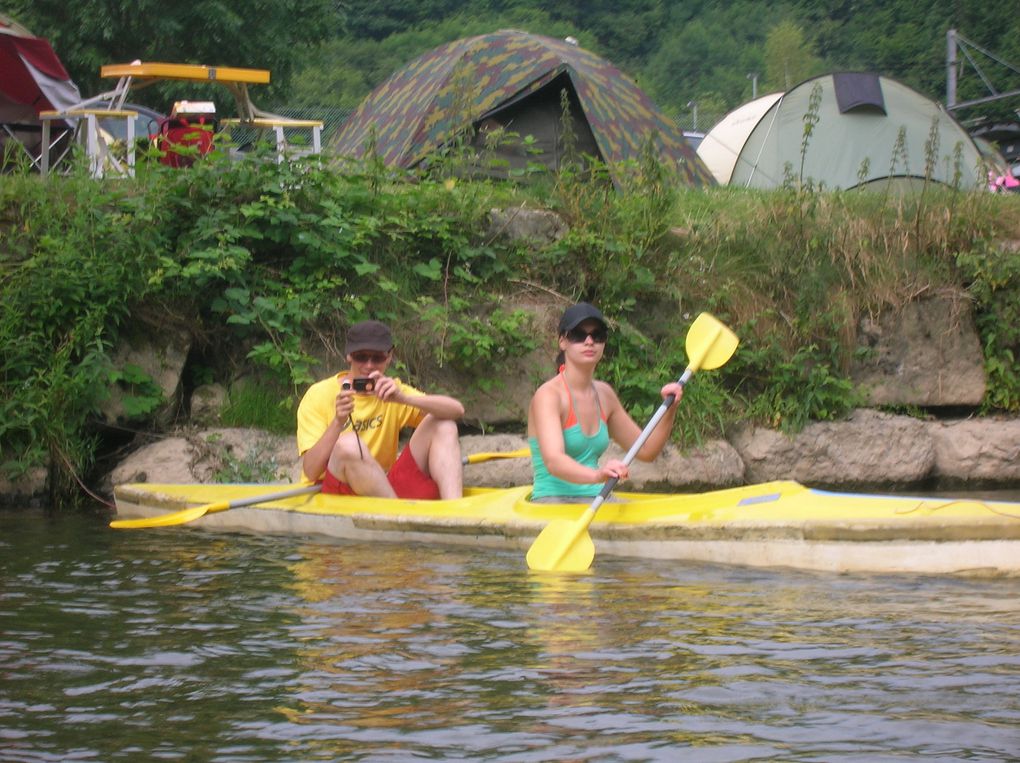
[297,320,465,499]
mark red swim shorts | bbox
[321,446,440,500]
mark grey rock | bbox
[100,327,191,426]
[190,383,227,425]
[852,293,985,406]
[0,468,48,507]
[605,439,746,491]
[100,413,1020,494]
[930,418,1020,483]
[730,409,935,487]
[487,206,568,245]
[109,428,301,488]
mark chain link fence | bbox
[268,106,355,143]
[269,106,726,148]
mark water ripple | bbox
[1,508,1019,760]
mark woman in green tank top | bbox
[527,303,685,502]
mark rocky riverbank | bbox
[5,281,1020,506]
[82,408,1020,500]
[95,285,1020,497]
[4,409,1020,508]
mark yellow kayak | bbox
[112,481,1020,576]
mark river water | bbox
[2,505,1019,762]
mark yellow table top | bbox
[100,62,270,84]
[40,108,138,118]
[221,117,323,128]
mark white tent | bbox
[696,92,782,185]
[698,73,986,191]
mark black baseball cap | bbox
[345,320,393,354]
[558,302,607,334]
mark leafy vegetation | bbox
[3,140,1019,503]
[955,241,1020,413]
[219,384,296,435]
[12,2,1018,128]
[4,1,1020,506]
[6,0,338,103]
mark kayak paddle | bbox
[110,484,323,529]
[110,448,531,529]
[525,312,739,572]
[463,447,530,464]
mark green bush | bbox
[3,144,1020,503]
[955,240,1020,412]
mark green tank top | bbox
[530,375,610,499]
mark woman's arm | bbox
[603,381,683,462]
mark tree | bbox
[341,0,468,41]
[289,8,577,109]
[764,20,821,91]
[644,4,766,117]
[6,0,340,105]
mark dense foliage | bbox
[3,142,1020,501]
[4,3,1020,507]
[5,0,338,103]
[10,1,1019,128]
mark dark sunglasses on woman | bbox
[564,326,608,344]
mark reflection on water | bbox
[1,506,1019,761]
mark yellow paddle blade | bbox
[109,501,225,529]
[524,313,737,572]
[686,313,739,372]
[463,447,531,465]
[526,517,596,572]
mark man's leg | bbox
[326,431,396,498]
[407,415,463,499]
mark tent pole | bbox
[947,29,957,109]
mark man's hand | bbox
[335,386,355,422]
[368,371,402,402]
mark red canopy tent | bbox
[1,20,82,168]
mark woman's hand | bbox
[597,458,629,482]
[661,382,684,406]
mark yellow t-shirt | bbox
[296,374,426,478]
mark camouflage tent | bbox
[331,29,713,187]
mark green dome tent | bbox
[331,29,713,188]
[697,72,986,191]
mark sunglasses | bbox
[564,326,608,344]
[350,350,390,364]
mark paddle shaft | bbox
[579,323,721,518]
[216,484,323,509]
[110,483,323,529]
[526,312,738,572]
[576,368,693,526]
[462,447,530,465]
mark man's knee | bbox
[415,414,459,442]
[331,431,372,462]
[432,417,459,441]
